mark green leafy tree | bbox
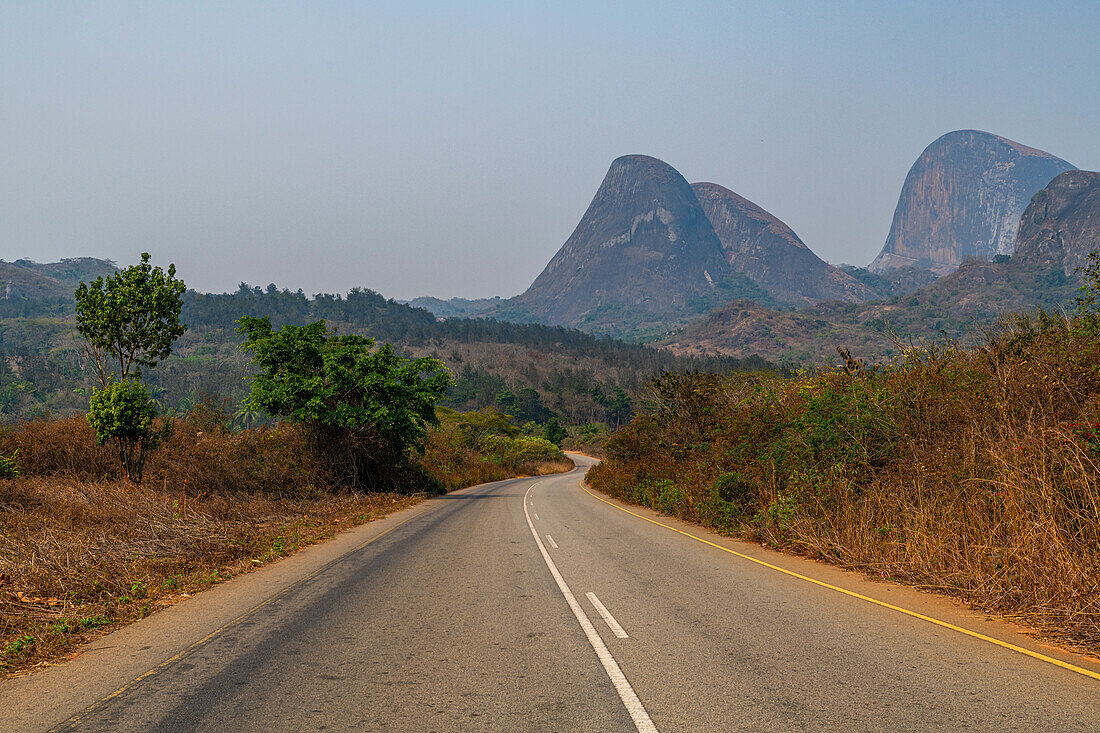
[592,385,634,428]
[75,253,185,483]
[87,379,171,483]
[1073,250,1100,336]
[238,316,450,490]
[544,417,567,447]
[75,252,187,386]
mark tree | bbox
[544,417,567,447]
[1073,250,1100,336]
[495,388,551,424]
[75,252,187,387]
[238,316,450,490]
[87,379,170,484]
[75,253,185,483]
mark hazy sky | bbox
[3,1,1098,299]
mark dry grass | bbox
[0,408,574,676]
[0,474,421,676]
[589,315,1100,653]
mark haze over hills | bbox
[6,135,1095,371]
[409,136,1085,347]
[0,258,117,301]
[870,130,1075,275]
[416,154,887,337]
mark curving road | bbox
[4,455,1100,731]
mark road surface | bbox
[3,455,1099,731]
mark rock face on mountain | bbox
[870,130,1074,275]
[691,182,876,305]
[1014,169,1100,274]
[516,155,729,326]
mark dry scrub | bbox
[0,473,419,677]
[0,408,573,676]
[589,315,1100,653]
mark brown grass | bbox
[0,474,421,676]
[589,316,1100,653]
[0,409,574,676]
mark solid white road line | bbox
[546,534,559,549]
[586,592,629,639]
[523,483,658,733]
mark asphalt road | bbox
[4,455,1100,731]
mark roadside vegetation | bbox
[0,402,572,676]
[589,253,1100,653]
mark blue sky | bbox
[2,1,1097,298]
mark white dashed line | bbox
[586,592,629,638]
[546,534,558,549]
[523,483,657,733]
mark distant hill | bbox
[837,264,939,299]
[870,130,1074,275]
[666,255,1079,366]
[692,182,876,305]
[668,172,1100,365]
[404,296,503,320]
[514,154,731,330]
[0,257,116,303]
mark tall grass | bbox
[0,406,573,675]
[588,313,1100,651]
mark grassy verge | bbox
[0,480,420,677]
[0,408,573,676]
[588,312,1100,654]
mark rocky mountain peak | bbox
[1014,169,1100,274]
[870,129,1074,275]
[516,155,729,327]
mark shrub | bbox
[238,316,450,491]
[0,449,19,479]
[87,380,171,484]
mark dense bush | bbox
[589,313,1100,650]
[421,408,573,491]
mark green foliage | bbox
[87,379,171,483]
[0,448,20,478]
[495,387,552,424]
[74,253,186,386]
[238,316,450,490]
[423,407,570,490]
[543,417,567,446]
[591,386,633,428]
[1072,250,1100,337]
[444,407,517,447]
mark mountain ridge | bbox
[691,182,876,305]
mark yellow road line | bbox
[49,506,432,732]
[579,482,1100,683]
